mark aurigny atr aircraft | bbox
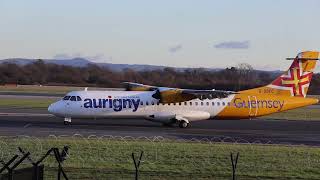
[48,51,319,128]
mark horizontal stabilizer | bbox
[286,58,319,60]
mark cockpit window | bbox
[63,96,70,100]
[63,95,82,101]
[70,96,77,101]
[76,96,82,101]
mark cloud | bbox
[214,41,250,49]
[53,53,108,62]
[168,44,183,53]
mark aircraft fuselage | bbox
[48,90,318,122]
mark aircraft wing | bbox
[180,89,237,100]
[123,82,237,103]
[123,82,157,91]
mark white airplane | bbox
[48,88,229,128]
[48,51,319,128]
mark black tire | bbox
[179,121,189,128]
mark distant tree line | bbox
[0,59,319,94]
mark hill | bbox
[0,58,220,72]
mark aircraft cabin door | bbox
[248,95,258,118]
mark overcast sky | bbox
[1,0,320,71]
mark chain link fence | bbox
[0,134,319,180]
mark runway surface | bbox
[0,107,320,146]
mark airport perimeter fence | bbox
[0,134,319,180]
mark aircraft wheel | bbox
[64,117,72,125]
[179,121,189,128]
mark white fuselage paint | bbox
[48,91,235,122]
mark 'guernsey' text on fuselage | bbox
[233,98,284,110]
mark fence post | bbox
[10,152,30,180]
[53,147,69,180]
[132,151,144,180]
[230,152,239,180]
[19,146,69,180]
[0,155,18,174]
[0,153,30,180]
[19,147,52,180]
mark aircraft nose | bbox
[48,102,62,115]
[48,103,56,114]
[48,101,66,117]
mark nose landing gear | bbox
[64,117,72,125]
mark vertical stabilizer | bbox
[241,51,319,97]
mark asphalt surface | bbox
[0,107,320,146]
[0,93,319,145]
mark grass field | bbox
[0,85,121,95]
[0,98,56,109]
[0,85,83,94]
[0,137,319,179]
[308,95,320,99]
[263,107,320,121]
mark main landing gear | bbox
[176,115,190,128]
[162,119,190,128]
[178,120,189,128]
[64,117,72,125]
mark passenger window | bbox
[195,102,198,106]
[179,102,181,106]
[151,102,154,105]
[77,96,82,101]
[173,103,176,106]
[190,102,193,106]
[70,96,76,101]
[140,101,143,106]
[212,102,215,106]
[217,102,220,106]
[63,96,70,100]
[157,102,160,105]
[184,102,187,106]
[206,102,209,106]
[222,102,225,106]
[201,102,204,106]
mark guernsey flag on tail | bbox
[241,51,319,97]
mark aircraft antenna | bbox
[286,58,319,60]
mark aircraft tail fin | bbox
[241,51,319,97]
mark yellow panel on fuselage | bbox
[216,93,318,119]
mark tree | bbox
[0,61,319,94]
[235,63,256,90]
